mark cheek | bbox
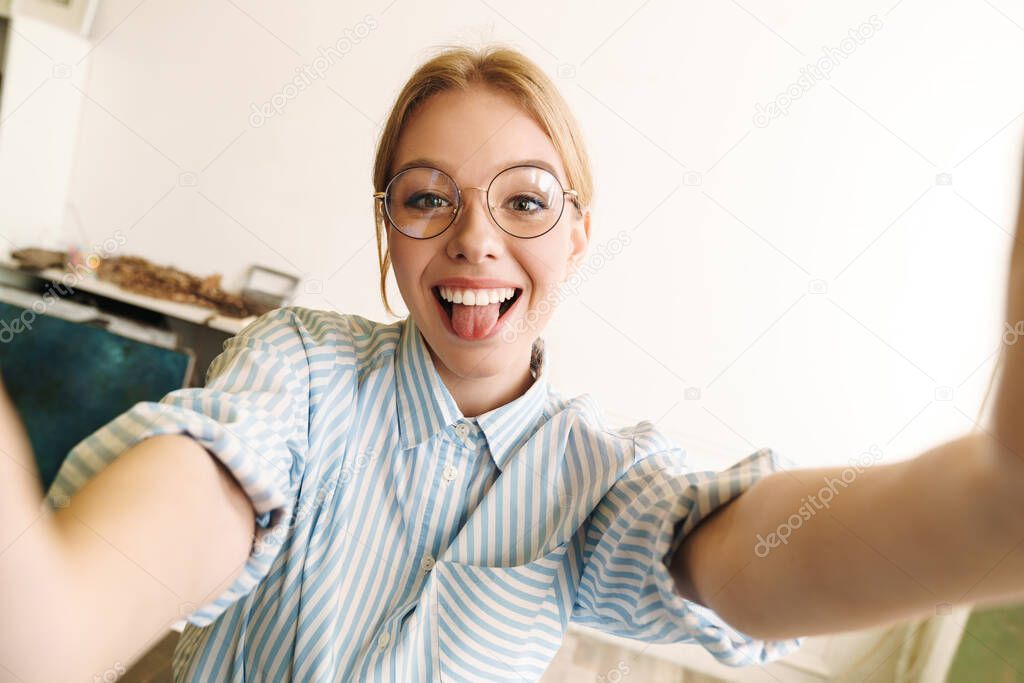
[520,247,572,298]
[519,263,566,320]
[388,241,429,288]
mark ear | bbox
[566,208,591,275]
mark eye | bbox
[506,194,547,213]
[406,192,452,211]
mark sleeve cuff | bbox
[44,397,298,627]
[656,447,805,666]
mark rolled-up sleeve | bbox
[571,423,804,666]
[44,306,320,626]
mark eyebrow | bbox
[391,157,567,184]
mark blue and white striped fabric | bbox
[46,306,803,681]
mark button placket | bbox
[454,421,470,444]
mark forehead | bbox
[391,86,568,185]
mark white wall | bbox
[3,0,1023,472]
[0,14,89,246]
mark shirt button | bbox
[420,554,435,572]
[442,464,458,482]
[378,631,391,651]
[454,422,470,440]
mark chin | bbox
[430,336,513,379]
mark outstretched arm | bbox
[671,432,1023,639]
[2,307,316,680]
[671,154,1024,640]
[0,380,255,681]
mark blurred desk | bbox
[0,258,253,387]
[0,257,255,335]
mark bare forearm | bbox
[0,433,255,680]
[673,431,1024,639]
[0,373,49,550]
[993,155,1024,457]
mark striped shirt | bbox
[46,306,803,681]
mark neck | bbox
[427,345,536,418]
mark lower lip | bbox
[432,288,522,341]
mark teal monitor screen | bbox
[0,301,192,490]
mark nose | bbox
[445,187,505,263]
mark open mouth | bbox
[433,286,522,318]
[432,286,523,340]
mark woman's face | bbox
[387,85,590,382]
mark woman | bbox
[2,44,1023,682]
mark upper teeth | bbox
[438,287,516,306]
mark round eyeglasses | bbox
[373,164,581,240]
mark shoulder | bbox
[625,419,685,458]
[229,306,403,371]
[544,388,656,450]
[235,306,396,346]
[548,387,690,459]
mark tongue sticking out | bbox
[451,302,501,340]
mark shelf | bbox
[0,257,256,335]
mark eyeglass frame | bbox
[373,163,583,240]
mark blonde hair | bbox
[371,43,594,317]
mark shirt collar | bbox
[395,315,550,471]
[475,336,549,471]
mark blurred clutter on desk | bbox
[0,245,300,385]
[0,244,299,490]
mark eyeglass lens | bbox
[384,166,566,238]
